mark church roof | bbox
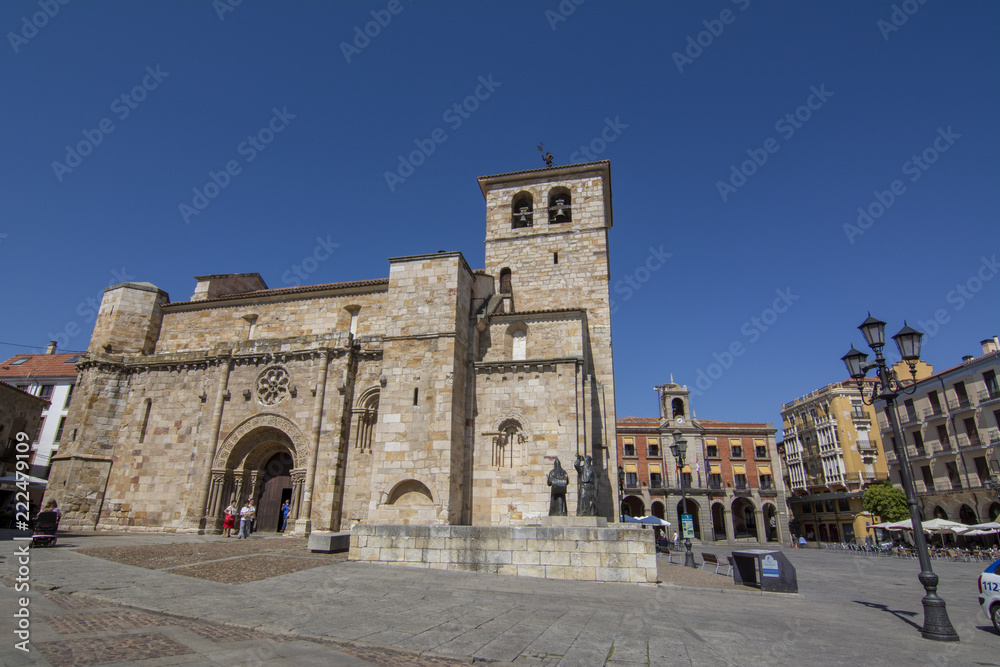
[175,278,390,305]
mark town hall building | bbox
[47,161,620,535]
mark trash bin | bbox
[731,549,797,593]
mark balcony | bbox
[947,398,976,413]
[960,434,983,449]
[884,451,897,464]
[858,439,878,453]
[936,440,953,453]
[898,411,921,427]
[923,406,947,420]
[990,429,1000,445]
[980,388,1000,405]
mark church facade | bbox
[47,161,619,534]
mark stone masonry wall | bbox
[472,359,583,525]
[350,524,657,584]
[156,290,387,353]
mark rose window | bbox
[256,366,290,405]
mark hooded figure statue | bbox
[547,458,569,516]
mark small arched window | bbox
[672,398,685,418]
[499,268,512,295]
[548,187,572,223]
[511,192,533,229]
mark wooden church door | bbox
[256,451,292,532]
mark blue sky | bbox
[2,1,998,436]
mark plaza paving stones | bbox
[2,531,1000,665]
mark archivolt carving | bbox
[489,411,533,440]
[215,413,305,469]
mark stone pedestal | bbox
[308,531,351,553]
[350,523,655,583]
[540,516,608,528]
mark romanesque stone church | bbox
[48,161,619,534]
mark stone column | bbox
[189,357,232,532]
[724,502,735,544]
[755,507,766,543]
[294,350,330,535]
[290,469,306,524]
[206,470,226,530]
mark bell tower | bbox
[477,160,618,516]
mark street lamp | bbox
[842,313,959,642]
[618,465,625,521]
[669,435,696,568]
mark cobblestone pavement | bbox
[2,530,999,666]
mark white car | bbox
[978,558,1000,633]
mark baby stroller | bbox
[31,511,59,547]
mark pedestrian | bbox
[798,535,807,548]
[279,499,291,532]
[247,500,257,535]
[238,500,251,539]
[672,530,679,548]
[222,499,238,537]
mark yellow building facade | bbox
[780,379,895,544]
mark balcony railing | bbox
[899,411,920,427]
[990,429,1000,445]
[923,406,946,420]
[947,398,975,412]
[961,434,982,448]
[979,387,1000,404]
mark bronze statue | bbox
[575,454,598,516]
[547,458,568,516]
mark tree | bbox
[863,481,908,521]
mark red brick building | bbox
[616,382,789,544]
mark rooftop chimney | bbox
[46,341,57,355]
[982,338,999,355]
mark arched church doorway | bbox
[256,451,293,532]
